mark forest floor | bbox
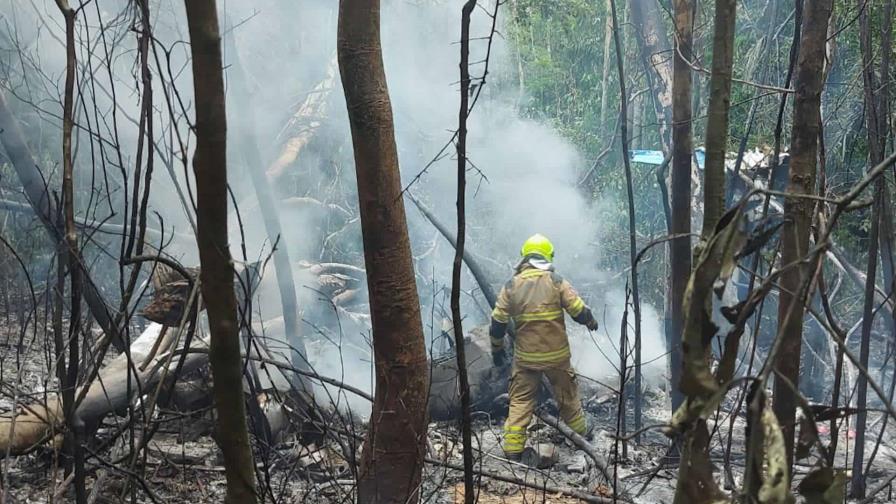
[2,321,896,503]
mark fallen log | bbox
[0,323,208,457]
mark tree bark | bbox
[452,2,477,502]
[862,0,896,478]
[628,0,673,151]
[851,0,893,494]
[772,0,833,471]
[52,1,86,500]
[598,0,614,137]
[183,2,258,502]
[609,0,644,443]
[337,1,430,502]
[701,0,736,236]
[670,0,695,415]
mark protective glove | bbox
[586,318,598,331]
[492,348,507,368]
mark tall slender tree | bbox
[183,1,258,502]
[337,1,430,502]
[628,0,673,152]
[452,2,477,501]
[851,0,894,495]
[701,0,736,235]
[772,0,834,470]
[53,1,86,500]
[669,0,695,414]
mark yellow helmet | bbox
[520,233,555,261]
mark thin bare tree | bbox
[772,0,834,470]
[452,1,478,502]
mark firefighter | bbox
[490,233,599,460]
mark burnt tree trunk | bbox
[453,2,477,502]
[183,1,258,502]
[670,0,695,414]
[337,1,430,502]
[772,0,833,470]
[52,1,86,500]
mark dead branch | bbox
[266,57,338,182]
[536,411,619,493]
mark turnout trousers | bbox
[502,361,587,456]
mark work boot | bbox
[521,445,559,469]
[503,451,522,462]
[582,422,595,442]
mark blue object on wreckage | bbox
[629,148,705,169]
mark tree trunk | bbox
[851,0,892,495]
[452,2,477,502]
[670,0,695,415]
[183,2,258,502]
[701,0,736,236]
[408,195,498,306]
[598,0,614,137]
[852,182,882,499]
[772,0,833,471]
[225,30,313,401]
[863,0,896,478]
[628,0,673,152]
[609,0,643,444]
[52,1,86,500]
[337,1,430,502]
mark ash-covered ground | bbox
[2,317,896,503]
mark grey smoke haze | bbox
[0,0,667,416]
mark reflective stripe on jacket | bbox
[490,263,589,369]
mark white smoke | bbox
[0,0,667,415]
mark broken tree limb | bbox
[407,194,499,306]
[0,88,123,351]
[0,198,191,242]
[266,57,338,182]
[536,411,619,492]
[425,457,631,504]
[281,197,353,221]
[828,245,895,315]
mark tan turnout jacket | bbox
[490,262,590,370]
